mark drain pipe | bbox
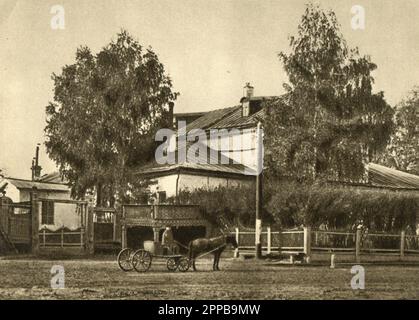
[175,169,180,204]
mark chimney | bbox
[31,144,42,181]
[241,83,254,117]
[243,82,254,99]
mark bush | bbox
[167,185,272,229]
[265,178,419,232]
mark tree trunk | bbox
[96,183,103,207]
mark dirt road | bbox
[0,257,418,299]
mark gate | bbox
[0,198,31,252]
[93,207,120,250]
[7,204,31,244]
[0,198,31,244]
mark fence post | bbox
[112,211,117,242]
[355,228,361,263]
[303,226,311,263]
[30,187,39,255]
[121,206,127,249]
[122,225,127,249]
[61,228,64,248]
[330,254,336,269]
[400,230,405,260]
[43,228,46,247]
[234,228,239,258]
[0,196,10,236]
[80,227,84,248]
[87,204,95,255]
[267,227,271,255]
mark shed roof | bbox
[367,163,419,190]
[0,178,70,192]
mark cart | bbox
[117,242,190,273]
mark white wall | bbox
[3,183,20,203]
[209,128,259,171]
[170,127,260,171]
[149,173,254,198]
[148,174,179,198]
[38,202,82,231]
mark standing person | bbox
[162,227,174,254]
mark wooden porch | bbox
[121,204,211,249]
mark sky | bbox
[1,0,419,179]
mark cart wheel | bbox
[132,249,152,272]
[166,257,178,272]
[117,248,134,272]
[177,257,190,272]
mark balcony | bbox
[122,204,207,227]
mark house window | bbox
[41,201,55,225]
[158,191,167,204]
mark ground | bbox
[0,255,418,299]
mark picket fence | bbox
[230,227,419,262]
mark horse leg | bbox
[212,253,217,271]
[212,251,219,271]
[192,254,197,271]
[216,250,221,271]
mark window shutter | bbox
[41,201,48,224]
[48,201,55,225]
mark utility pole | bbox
[255,122,263,259]
[31,143,42,181]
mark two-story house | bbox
[137,83,277,200]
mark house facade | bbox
[137,83,274,200]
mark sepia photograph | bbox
[0,0,418,305]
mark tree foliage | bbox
[380,87,419,175]
[264,4,394,182]
[45,30,178,204]
[167,186,273,229]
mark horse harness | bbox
[193,243,227,260]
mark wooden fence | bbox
[231,227,419,261]
[1,202,31,245]
[39,227,85,248]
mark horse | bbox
[188,234,238,271]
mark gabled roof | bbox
[210,107,265,129]
[185,106,240,132]
[367,163,419,190]
[0,177,70,192]
[184,96,279,132]
[137,141,256,177]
